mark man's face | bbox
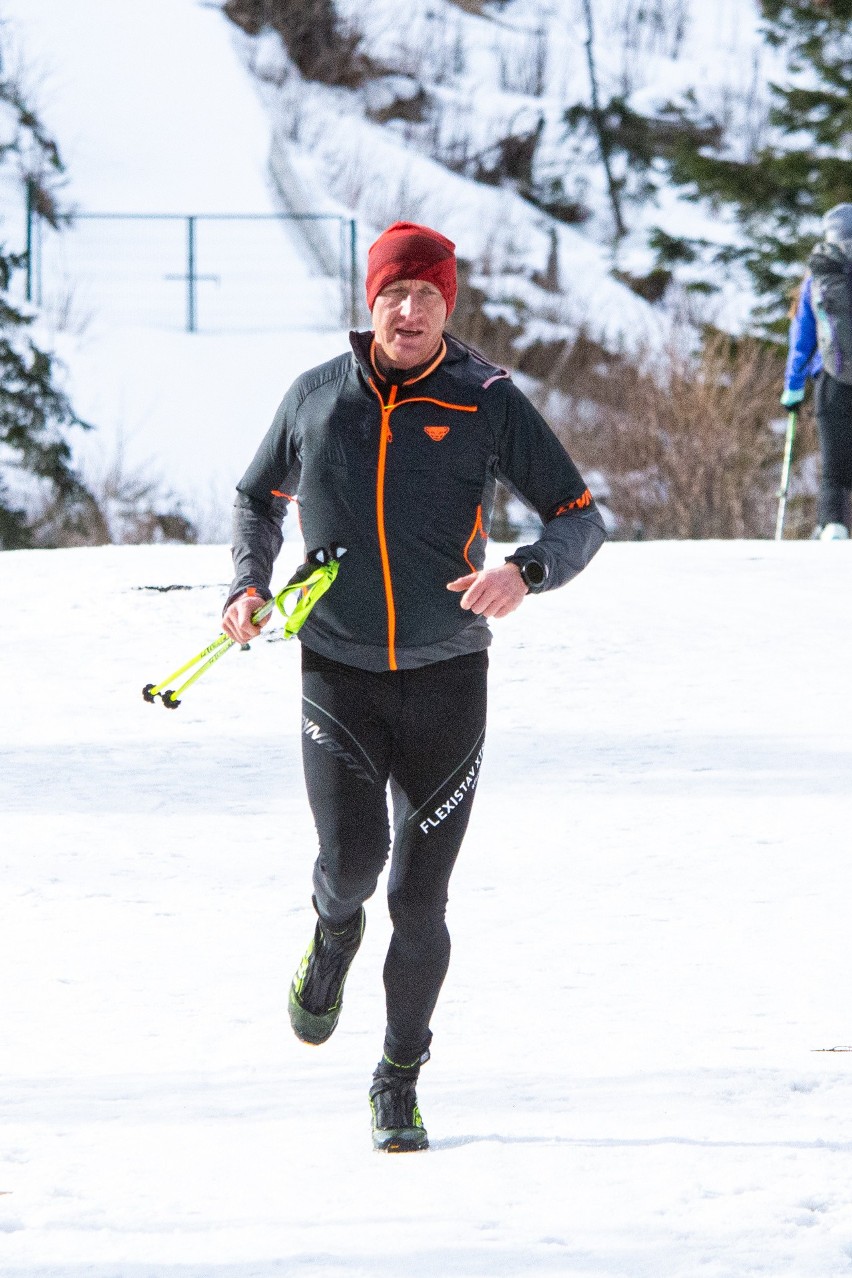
[371,279,448,369]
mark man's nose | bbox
[399,293,419,319]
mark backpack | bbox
[808,241,852,386]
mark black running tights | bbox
[299,646,488,1066]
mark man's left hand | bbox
[446,563,528,618]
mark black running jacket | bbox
[227,331,606,671]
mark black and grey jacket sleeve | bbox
[225,385,302,609]
[488,378,607,592]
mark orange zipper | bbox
[373,381,399,669]
[368,377,479,671]
[462,504,487,571]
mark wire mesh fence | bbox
[25,207,359,334]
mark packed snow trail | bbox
[2,539,852,1276]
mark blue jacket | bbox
[784,274,823,392]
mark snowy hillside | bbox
[0,0,786,537]
[0,0,350,536]
[3,537,852,1275]
[234,0,778,335]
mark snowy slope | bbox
[1,0,271,213]
[234,0,666,347]
[0,0,783,536]
[248,0,777,332]
[0,0,347,534]
[2,538,852,1276]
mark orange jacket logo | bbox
[424,426,450,441]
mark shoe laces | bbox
[369,1062,423,1129]
[300,911,363,1013]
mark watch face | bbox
[523,560,545,587]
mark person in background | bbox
[782,203,852,540]
[222,221,606,1152]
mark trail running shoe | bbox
[369,1058,429,1152]
[288,907,365,1045]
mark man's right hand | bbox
[780,387,805,408]
[222,591,271,643]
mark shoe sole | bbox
[372,1127,429,1153]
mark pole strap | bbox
[142,546,345,708]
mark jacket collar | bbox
[348,329,508,387]
[349,330,450,385]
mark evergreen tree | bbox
[651,0,852,330]
[0,28,94,549]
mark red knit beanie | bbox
[366,221,457,316]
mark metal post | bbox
[349,217,358,329]
[35,204,43,306]
[186,214,196,333]
[25,180,33,302]
[338,217,346,327]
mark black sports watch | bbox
[506,554,547,592]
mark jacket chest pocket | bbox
[303,405,381,474]
[387,410,488,483]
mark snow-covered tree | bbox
[648,0,852,330]
[0,26,93,549]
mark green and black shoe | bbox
[369,1057,429,1153]
[288,907,365,1046]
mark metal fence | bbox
[25,206,359,333]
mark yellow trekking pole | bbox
[142,545,345,709]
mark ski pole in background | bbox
[142,545,346,709]
[774,410,798,541]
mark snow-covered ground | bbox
[2,6,849,1272]
[3,538,852,1276]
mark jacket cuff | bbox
[504,550,549,593]
[223,582,272,612]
